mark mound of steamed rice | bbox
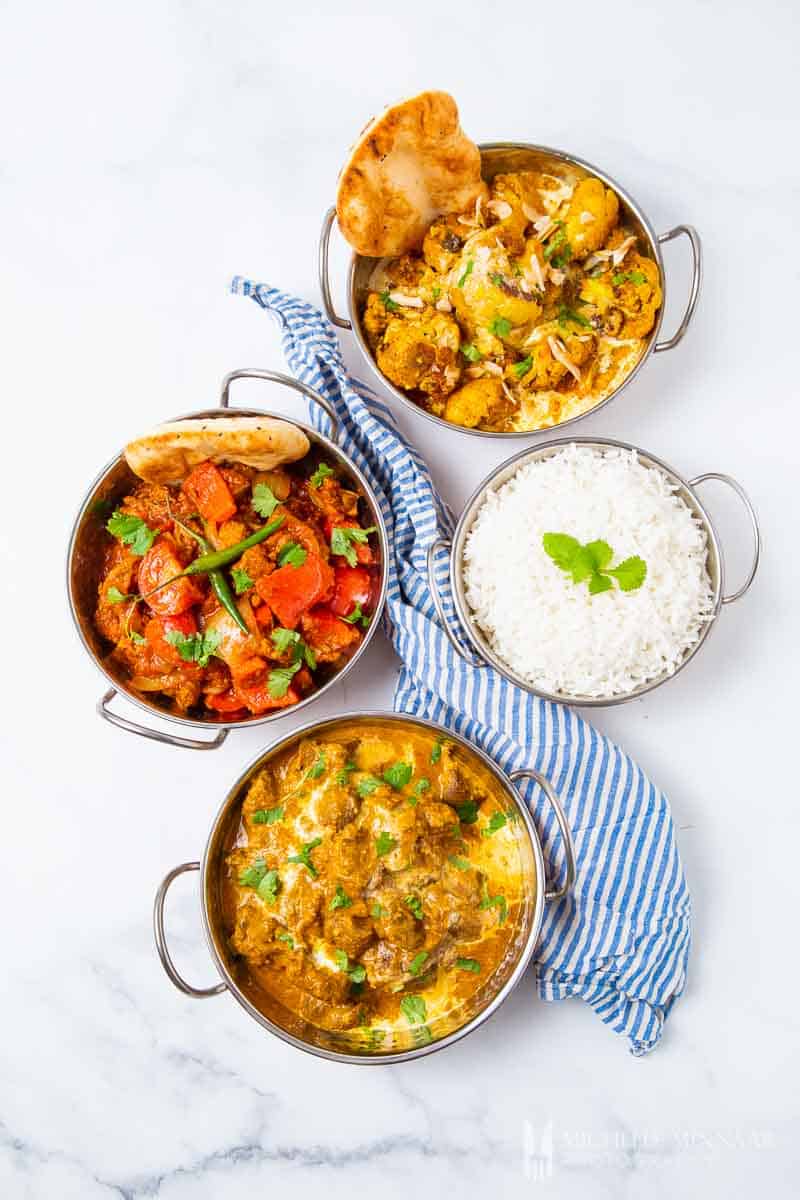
[462,445,715,698]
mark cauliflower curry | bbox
[362,170,662,432]
[221,722,530,1052]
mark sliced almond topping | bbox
[482,360,503,376]
[388,292,424,309]
[487,198,513,220]
[522,201,543,223]
[611,236,637,266]
[435,296,453,313]
[548,335,582,382]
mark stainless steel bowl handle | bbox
[509,768,576,903]
[318,207,352,331]
[153,863,227,999]
[426,538,488,668]
[654,225,702,353]
[98,688,229,751]
[219,367,341,444]
[689,472,761,604]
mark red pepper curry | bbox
[94,457,380,719]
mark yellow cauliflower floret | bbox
[444,377,510,429]
[376,311,461,401]
[579,253,661,339]
[565,178,619,259]
[451,260,542,332]
[423,214,468,274]
[363,293,391,349]
[486,172,539,254]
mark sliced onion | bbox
[548,335,582,382]
[487,198,513,220]
[388,292,424,309]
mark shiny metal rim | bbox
[66,407,390,735]
[448,436,726,707]
[196,710,549,1065]
[343,141,670,440]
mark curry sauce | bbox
[221,722,533,1052]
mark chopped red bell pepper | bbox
[300,604,361,662]
[205,690,248,715]
[138,536,205,616]
[324,518,375,565]
[256,553,335,629]
[182,462,237,525]
[145,611,198,662]
[330,565,372,619]
[233,679,300,713]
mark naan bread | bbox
[336,90,487,257]
[124,417,310,484]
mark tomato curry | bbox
[94,457,380,719]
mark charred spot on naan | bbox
[335,90,487,257]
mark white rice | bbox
[462,445,715,698]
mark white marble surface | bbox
[1,0,798,1195]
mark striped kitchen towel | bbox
[231,276,691,1056]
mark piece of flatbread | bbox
[124,417,311,484]
[336,90,487,257]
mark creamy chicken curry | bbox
[221,722,532,1052]
[362,170,662,432]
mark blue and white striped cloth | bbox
[231,277,691,1056]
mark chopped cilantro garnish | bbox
[400,995,427,1025]
[251,483,279,520]
[106,510,157,557]
[231,566,254,595]
[479,892,508,924]
[513,355,533,379]
[557,304,591,329]
[256,869,281,905]
[287,837,322,877]
[383,762,412,790]
[612,269,647,286]
[448,855,470,871]
[336,761,357,785]
[356,775,382,798]
[379,289,400,312]
[543,533,646,594]
[309,462,335,488]
[106,586,129,605]
[342,602,370,628]
[370,902,386,919]
[455,957,481,973]
[276,931,295,949]
[490,315,512,337]
[329,884,353,911]
[307,753,326,780]
[481,811,508,838]
[457,259,474,287]
[277,541,307,568]
[239,856,268,888]
[330,525,376,568]
[271,627,300,655]
[409,951,429,977]
[253,805,284,825]
[165,628,221,668]
[455,799,478,824]
[430,739,443,764]
[431,286,441,301]
[409,778,430,806]
[267,660,301,698]
[460,342,482,363]
[334,949,366,984]
[375,831,397,857]
[404,894,423,920]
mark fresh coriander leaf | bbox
[379,289,399,312]
[267,660,301,698]
[375,831,397,857]
[460,342,482,363]
[276,931,295,948]
[370,902,386,918]
[490,315,512,337]
[584,540,613,571]
[239,855,267,888]
[542,532,583,573]
[342,601,368,626]
[457,259,474,288]
[513,355,533,379]
[330,525,376,568]
[448,855,470,871]
[411,1024,433,1046]
[309,462,334,488]
[277,541,307,568]
[431,286,441,301]
[404,894,423,920]
[557,304,591,329]
[253,805,284,825]
[479,892,508,924]
[456,799,478,824]
[231,566,254,595]
[455,957,481,973]
[356,775,381,797]
[490,272,505,287]
[383,761,412,790]
[409,778,430,806]
[301,641,317,670]
[106,510,157,556]
[481,811,508,838]
[349,964,366,985]
[430,738,443,764]
[612,269,647,286]
[608,556,647,591]
[287,837,323,877]
[257,869,281,905]
[330,884,353,911]
[271,627,300,655]
[336,761,357,785]
[588,573,614,595]
[307,753,326,780]
[106,586,129,605]
[252,483,279,520]
[400,995,427,1025]
[129,629,146,645]
[334,948,348,972]
[409,951,429,977]
[334,948,366,984]
[543,224,566,261]
[165,628,221,668]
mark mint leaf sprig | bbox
[542,533,646,595]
